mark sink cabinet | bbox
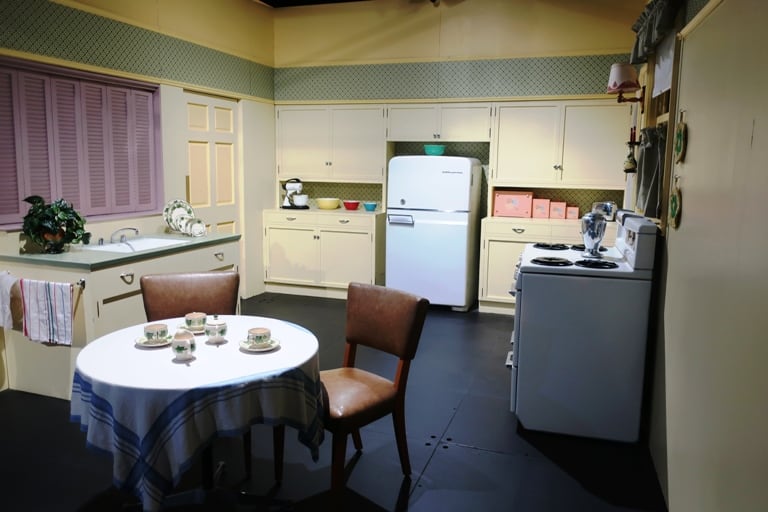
[0,235,240,399]
[263,210,384,294]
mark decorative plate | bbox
[669,183,682,229]
[163,199,195,231]
[674,121,687,164]
[135,336,172,348]
[239,339,280,352]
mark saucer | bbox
[178,324,206,335]
[135,336,172,348]
[239,339,280,352]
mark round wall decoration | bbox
[674,120,687,163]
[669,179,682,229]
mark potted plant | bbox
[21,195,91,253]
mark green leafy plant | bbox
[22,196,91,253]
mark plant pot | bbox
[42,230,67,254]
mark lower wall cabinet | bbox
[263,210,384,293]
[478,217,617,314]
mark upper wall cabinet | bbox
[491,100,631,189]
[387,103,493,142]
[276,105,386,183]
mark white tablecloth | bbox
[70,315,324,512]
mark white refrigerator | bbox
[385,155,482,311]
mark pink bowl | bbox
[342,200,360,210]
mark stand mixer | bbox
[580,211,607,258]
[281,178,306,209]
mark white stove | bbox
[509,211,658,442]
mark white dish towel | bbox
[19,279,74,345]
[0,271,16,329]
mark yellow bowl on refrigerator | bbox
[316,197,340,210]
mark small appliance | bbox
[580,211,607,258]
[281,178,308,209]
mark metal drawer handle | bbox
[214,251,224,260]
[338,219,350,224]
[119,272,134,284]
[512,228,525,234]
[286,216,297,221]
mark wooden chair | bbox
[139,270,241,487]
[139,270,240,322]
[272,282,430,497]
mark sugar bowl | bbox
[204,314,228,344]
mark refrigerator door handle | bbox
[387,214,414,226]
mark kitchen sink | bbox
[81,237,188,253]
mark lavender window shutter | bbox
[0,69,23,223]
[107,87,132,212]
[81,82,109,214]
[133,90,155,209]
[18,71,55,202]
[51,78,83,209]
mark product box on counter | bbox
[493,190,533,218]
[566,206,580,219]
[532,198,550,218]
[549,201,567,219]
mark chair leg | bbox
[242,430,252,482]
[351,428,363,451]
[273,424,285,483]
[331,432,348,493]
[392,407,411,476]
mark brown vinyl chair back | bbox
[139,271,240,322]
[269,282,429,500]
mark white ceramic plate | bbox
[239,339,280,352]
[163,199,195,231]
[135,336,172,348]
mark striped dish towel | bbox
[19,279,74,345]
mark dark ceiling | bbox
[259,0,368,8]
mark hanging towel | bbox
[19,279,74,345]
[0,271,16,329]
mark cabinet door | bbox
[319,229,372,287]
[560,102,630,189]
[481,239,525,303]
[494,103,560,184]
[276,107,330,179]
[265,225,318,284]
[330,106,386,182]
[387,105,438,141]
[439,103,492,141]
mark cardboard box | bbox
[566,206,580,220]
[493,191,533,218]
[549,201,567,219]
[532,198,550,218]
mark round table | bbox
[70,315,324,512]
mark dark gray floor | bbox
[0,293,667,511]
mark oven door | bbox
[509,274,524,412]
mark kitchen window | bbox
[0,58,161,227]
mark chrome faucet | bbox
[109,227,139,244]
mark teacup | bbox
[247,327,271,346]
[185,312,206,331]
[144,323,168,341]
[205,315,228,343]
[171,329,196,361]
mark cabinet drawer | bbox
[484,220,551,240]
[264,211,317,225]
[316,213,373,229]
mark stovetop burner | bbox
[570,244,608,252]
[575,259,619,269]
[531,257,574,267]
[533,243,570,251]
